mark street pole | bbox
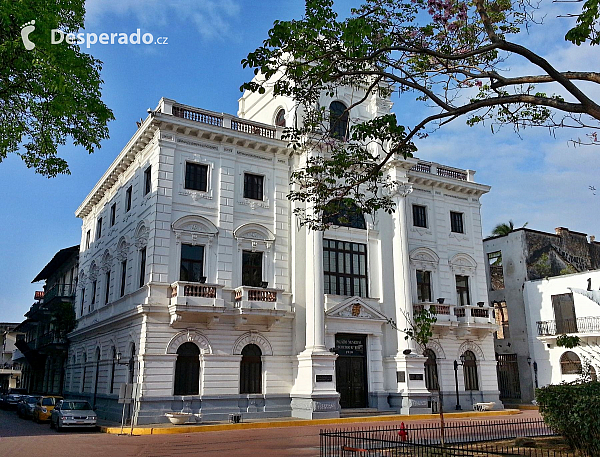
[453,360,462,410]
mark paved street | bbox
[0,409,541,456]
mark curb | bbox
[516,405,539,410]
[100,409,521,435]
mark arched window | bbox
[462,350,479,390]
[240,344,262,394]
[322,199,366,230]
[329,101,349,140]
[174,342,200,395]
[275,109,286,127]
[109,347,116,394]
[81,352,87,393]
[93,347,101,407]
[424,349,439,391]
[560,351,582,375]
[589,365,597,382]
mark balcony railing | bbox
[437,166,467,181]
[172,105,223,126]
[170,281,223,303]
[231,119,276,139]
[43,283,75,304]
[235,286,278,303]
[455,307,466,318]
[471,308,489,318]
[37,331,67,348]
[410,162,471,181]
[536,316,600,336]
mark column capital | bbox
[390,182,413,199]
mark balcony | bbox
[537,316,600,337]
[409,161,475,182]
[37,331,68,351]
[413,303,457,326]
[168,281,226,327]
[413,303,494,336]
[43,283,75,305]
[233,286,293,330]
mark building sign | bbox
[316,375,333,383]
[335,336,366,356]
[409,373,424,381]
[397,371,406,383]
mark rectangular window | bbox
[120,260,127,297]
[91,280,97,307]
[125,186,132,212]
[450,211,464,233]
[416,270,432,303]
[139,247,147,288]
[96,217,102,239]
[80,288,85,316]
[487,251,504,290]
[413,205,427,228]
[456,275,470,306]
[185,162,208,192]
[85,230,91,250]
[180,244,204,282]
[110,203,116,227]
[104,271,111,305]
[243,173,264,200]
[242,251,263,287]
[323,239,368,298]
[552,293,577,334]
[144,166,151,195]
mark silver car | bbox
[50,400,97,431]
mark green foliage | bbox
[51,301,76,336]
[534,253,553,278]
[242,0,600,228]
[491,220,527,236]
[559,265,577,275]
[536,382,600,456]
[386,307,438,349]
[556,334,581,348]
[565,0,600,45]
[0,0,114,176]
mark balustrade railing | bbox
[172,105,223,126]
[437,166,467,180]
[183,284,217,298]
[231,119,276,139]
[235,286,278,303]
[411,162,432,174]
[536,316,600,336]
[471,308,489,318]
[455,307,466,318]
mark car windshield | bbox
[27,396,40,404]
[61,401,92,410]
[42,398,55,406]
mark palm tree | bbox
[491,220,528,236]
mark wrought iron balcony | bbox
[536,316,600,336]
[43,283,75,304]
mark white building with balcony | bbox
[65,83,500,424]
[525,269,600,388]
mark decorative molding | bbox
[166,330,212,355]
[134,220,150,249]
[458,340,485,360]
[425,340,446,359]
[232,332,273,356]
[390,182,413,198]
[449,253,477,274]
[116,236,129,261]
[410,247,440,272]
[325,297,388,321]
[172,215,218,247]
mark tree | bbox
[242,0,600,228]
[0,0,113,177]
[491,220,527,236]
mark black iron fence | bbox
[320,419,568,457]
[536,316,600,336]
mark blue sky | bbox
[0,0,598,323]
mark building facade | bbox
[15,246,79,395]
[483,228,600,403]
[524,269,600,388]
[0,324,22,391]
[65,85,500,424]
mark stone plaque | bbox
[397,371,406,383]
[409,373,424,381]
[316,375,333,383]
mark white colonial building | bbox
[65,83,500,424]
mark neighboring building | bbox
[15,246,79,395]
[524,269,600,387]
[65,84,499,425]
[0,323,23,391]
[483,228,600,403]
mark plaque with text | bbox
[397,371,406,383]
[409,373,424,381]
[316,374,333,383]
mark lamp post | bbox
[453,354,466,410]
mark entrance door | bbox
[335,334,367,408]
[496,353,521,400]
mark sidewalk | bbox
[100,408,522,435]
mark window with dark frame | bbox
[144,166,151,195]
[450,211,464,233]
[104,270,111,305]
[243,173,264,201]
[323,239,368,297]
[80,288,85,316]
[275,109,286,127]
[329,101,349,140]
[242,251,263,287]
[91,280,97,307]
[185,162,208,192]
[120,260,127,297]
[125,186,132,212]
[416,270,432,303]
[463,350,479,390]
[139,247,146,288]
[240,344,262,394]
[85,230,91,250]
[174,342,200,395]
[413,205,427,228]
[456,275,470,306]
[424,349,439,390]
[110,347,116,393]
[96,218,102,239]
[322,199,366,229]
[560,351,582,375]
[110,203,116,227]
[180,244,204,282]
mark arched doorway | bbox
[174,342,200,395]
[424,349,439,391]
[462,350,479,391]
[240,344,262,394]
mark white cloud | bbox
[85,0,240,40]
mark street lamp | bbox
[453,354,466,410]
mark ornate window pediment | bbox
[172,215,218,246]
[234,223,275,251]
[135,220,150,249]
[325,297,387,321]
[410,247,440,271]
[449,253,477,274]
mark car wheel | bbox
[56,420,62,432]
[50,418,54,429]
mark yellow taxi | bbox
[33,396,63,422]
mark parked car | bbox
[50,400,97,431]
[33,396,63,422]
[17,395,41,419]
[0,388,28,410]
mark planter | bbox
[437,298,445,304]
[165,412,194,425]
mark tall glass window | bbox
[180,244,204,282]
[323,239,368,297]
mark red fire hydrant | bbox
[398,422,408,441]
